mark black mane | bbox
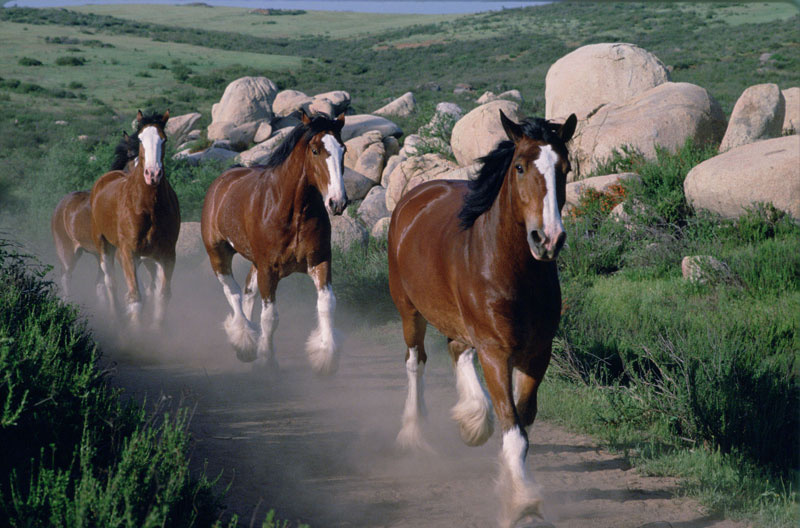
[264,115,341,169]
[458,118,567,230]
[110,130,139,171]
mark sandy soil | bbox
[66,259,748,528]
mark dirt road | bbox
[75,262,746,528]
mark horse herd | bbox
[50,108,577,528]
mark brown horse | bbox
[201,112,347,373]
[91,110,180,328]
[388,111,577,527]
[51,129,143,300]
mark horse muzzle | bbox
[144,167,162,186]
[528,229,567,261]
[326,196,348,216]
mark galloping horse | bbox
[90,110,180,328]
[51,129,142,299]
[201,112,347,373]
[388,111,577,527]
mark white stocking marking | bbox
[306,284,339,375]
[217,272,258,361]
[397,346,430,450]
[256,298,278,367]
[451,349,494,446]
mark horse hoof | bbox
[235,347,258,363]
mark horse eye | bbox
[515,164,524,174]
[312,148,319,155]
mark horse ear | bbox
[300,109,312,126]
[136,110,144,123]
[334,112,345,133]
[162,109,170,123]
[122,130,129,139]
[558,114,577,143]
[499,110,523,143]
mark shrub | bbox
[55,56,86,66]
[17,56,41,66]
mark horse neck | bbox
[474,172,547,275]
[272,141,318,214]
[125,163,168,207]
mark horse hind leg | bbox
[449,340,494,447]
[396,307,431,451]
[306,261,340,376]
[151,255,174,330]
[478,348,543,527]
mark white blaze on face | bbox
[532,144,564,245]
[321,133,346,206]
[139,126,164,185]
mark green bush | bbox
[55,56,86,66]
[18,57,42,66]
[0,240,224,527]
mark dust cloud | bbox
[35,245,743,528]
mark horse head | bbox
[136,109,169,186]
[500,110,576,261]
[300,111,348,216]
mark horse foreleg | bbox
[216,272,258,362]
[93,256,107,308]
[396,308,431,451]
[151,255,174,329]
[449,341,494,446]
[242,265,259,321]
[514,343,553,430]
[253,266,278,371]
[98,241,119,319]
[118,248,142,328]
[306,261,340,376]
[479,349,543,528]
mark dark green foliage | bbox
[555,143,800,476]
[17,57,42,66]
[0,241,224,526]
[55,56,86,67]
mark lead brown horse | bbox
[51,129,143,300]
[388,111,577,527]
[91,110,180,328]
[201,112,347,373]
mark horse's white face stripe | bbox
[139,126,164,174]
[322,134,345,204]
[533,144,564,241]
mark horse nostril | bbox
[530,230,543,245]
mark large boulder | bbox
[570,82,727,177]
[684,135,800,220]
[173,146,238,166]
[330,214,368,251]
[355,142,387,184]
[385,153,458,212]
[374,92,417,118]
[208,77,277,141]
[236,128,292,167]
[165,112,201,145]
[344,131,384,169]
[545,43,670,121]
[719,84,785,152]
[314,90,351,116]
[781,87,799,134]
[450,100,523,167]
[273,89,311,117]
[357,185,390,230]
[341,114,403,142]
[564,173,641,215]
[343,167,375,201]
